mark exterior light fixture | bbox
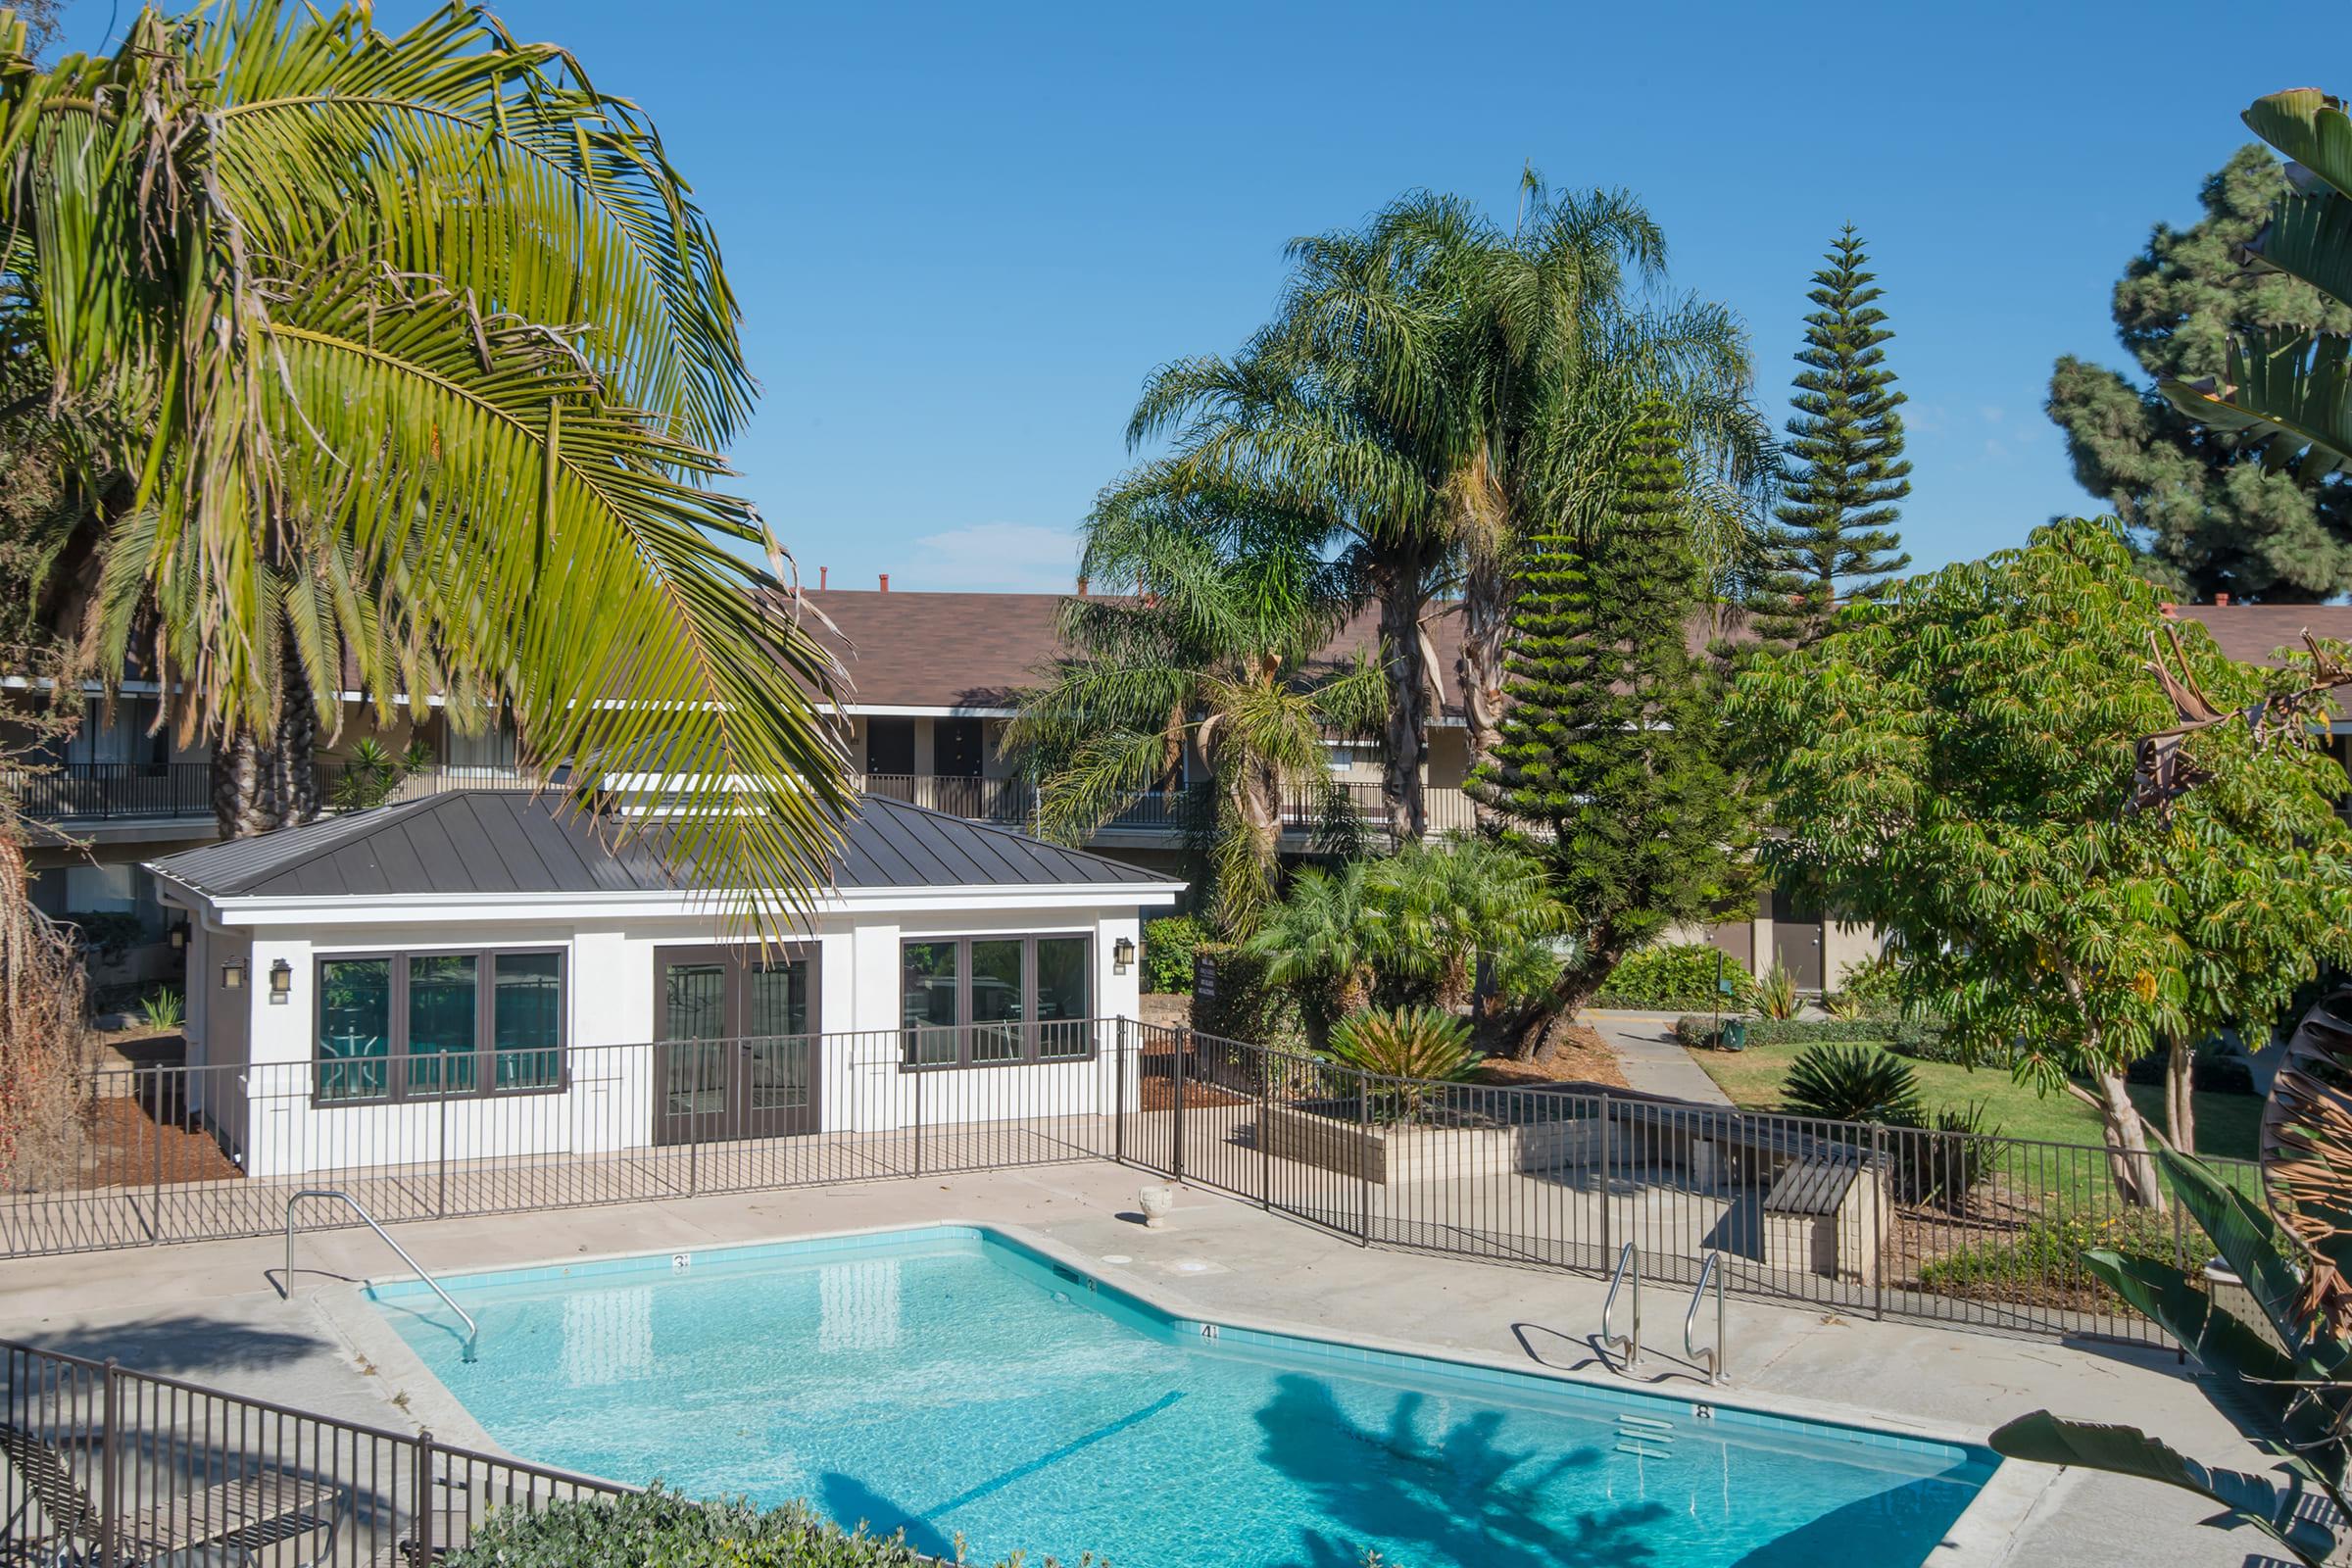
[1112,937,1135,975]
[220,957,246,990]
[269,959,294,1004]
[168,921,188,952]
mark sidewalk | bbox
[1581,1008,1736,1105]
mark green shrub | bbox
[1142,914,1205,994]
[65,910,146,967]
[1754,962,1800,1020]
[1594,943,1755,1009]
[1892,1102,2006,1211]
[1741,1016,1956,1057]
[1189,942,1303,1049]
[442,1485,1050,1567]
[1916,1209,2180,1301]
[1783,1043,1923,1125]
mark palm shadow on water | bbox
[1255,1373,1668,1568]
[815,1473,960,1562]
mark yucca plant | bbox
[1754,962,1801,1021]
[1993,989,2352,1565]
[1323,1005,1479,1124]
[0,3,851,913]
[137,987,184,1031]
[1782,1043,1923,1126]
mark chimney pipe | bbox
[879,572,890,594]
[2160,601,2179,619]
[1077,575,1089,599]
[2215,591,2231,607]
[819,565,828,590]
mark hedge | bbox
[1675,1014,1962,1060]
[1189,942,1302,1048]
[443,1488,969,1567]
[1593,943,1756,1010]
[1142,914,1205,995]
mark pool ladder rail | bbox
[1600,1242,1641,1368]
[1686,1251,1727,1386]
[280,1188,479,1362]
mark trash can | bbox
[1719,1017,1748,1053]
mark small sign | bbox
[1195,953,1218,1002]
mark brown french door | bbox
[654,947,818,1145]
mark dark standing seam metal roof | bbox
[145,791,1171,901]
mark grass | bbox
[1686,1036,2262,1211]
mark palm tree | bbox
[1248,859,1383,1028]
[0,3,851,906]
[1003,469,1384,935]
[1363,836,1568,1012]
[1128,183,1768,838]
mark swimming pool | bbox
[368,1226,1995,1567]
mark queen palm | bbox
[0,3,850,904]
[1004,469,1383,935]
[1129,184,1766,837]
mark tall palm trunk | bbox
[1457,542,1512,821]
[1375,550,1431,846]
[211,640,322,838]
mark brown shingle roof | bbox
[794,589,2352,714]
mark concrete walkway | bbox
[0,1160,2276,1567]
[1584,1008,1737,1105]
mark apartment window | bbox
[899,935,1092,1068]
[316,949,566,1103]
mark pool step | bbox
[1615,1412,1674,1459]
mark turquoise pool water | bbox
[370,1226,1993,1568]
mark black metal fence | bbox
[1,1339,626,1566]
[4,1017,2256,1348]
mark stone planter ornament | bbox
[1138,1185,1175,1228]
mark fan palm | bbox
[1362,835,1568,1011]
[0,3,850,906]
[1003,470,1383,936]
[1248,858,1383,1026]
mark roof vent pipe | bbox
[819,565,828,590]
[2216,591,2231,607]
[1077,576,1089,598]
[879,573,890,593]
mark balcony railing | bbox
[11,760,1479,840]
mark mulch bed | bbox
[1471,1026,1629,1091]
[76,1091,243,1186]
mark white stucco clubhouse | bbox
[145,791,1183,1180]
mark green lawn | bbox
[1686,1037,2261,1210]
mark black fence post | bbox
[437,1092,450,1219]
[1171,1026,1188,1185]
[150,1088,164,1245]
[1258,1044,1272,1210]
[1356,1065,1371,1249]
[1596,1093,1612,1271]
[100,1358,120,1568]
[414,1429,436,1564]
[1871,1120,1887,1322]
[912,1062,925,1179]
[1112,1018,1128,1167]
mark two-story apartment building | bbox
[18,583,2352,995]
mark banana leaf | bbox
[1989,1412,2339,1566]
[2245,89,2352,203]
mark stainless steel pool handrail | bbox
[1601,1242,1640,1368]
[1686,1250,1726,1385]
[282,1189,478,1361]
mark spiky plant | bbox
[0,3,851,911]
[1755,963,1801,1021]
[1323,1005,1480,1123]
[1782,1044,1922,1126]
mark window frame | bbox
[312,946,569,1105]
[898,933,1094,1070]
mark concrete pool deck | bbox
[0,1162,2277,1567]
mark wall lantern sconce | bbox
[220,957,246,990]
[269,959,294,1004]
[168,921,189,952]
[1112,937,1136,975]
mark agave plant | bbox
[1754,962,1801,1021]
[1991,987,2352,1565]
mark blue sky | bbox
[60,0,2315,591]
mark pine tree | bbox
[2047,146,2352,602]
[1751,225,1911,645]
[1475,396,1751,1055]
